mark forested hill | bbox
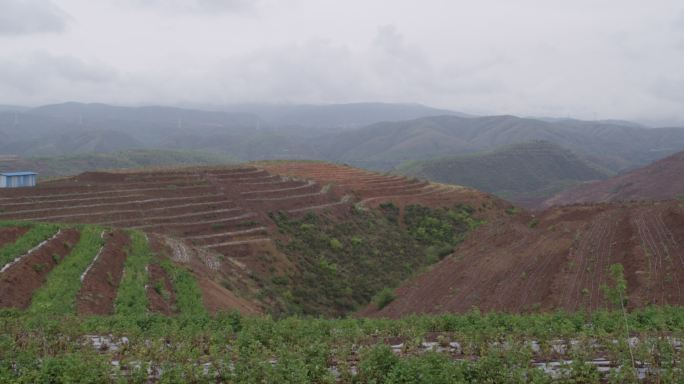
[397,141,610,206]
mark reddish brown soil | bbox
[544,150,684,207]
[199,278,261,315]
[362,201,684,318]
[0,226,29,247]
[76,230,131,315]
[0,229,80,309]
[146,263,177,315]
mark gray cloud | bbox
[1,0,684,124]
[0,52,117,101]
[0,0,69,36]
[125,0,258,14]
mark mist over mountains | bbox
[2,101,684,175]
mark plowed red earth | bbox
[362,201,684,318]
[544,150,684,207]
[0,226,29,247]
[76,230,130,315]
[0,229,80,309]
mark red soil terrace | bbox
[0,162,505,315]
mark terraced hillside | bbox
[0,220,241,316]
[363,200,684,317]
[0,163,502,316]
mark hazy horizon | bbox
[2,0,684,125]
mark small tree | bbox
[602,263,628,309]
[602,263,636,378]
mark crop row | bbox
[0,220,206,317]
[28,226,105,315]
[5,307,684,382]
[0,223,59,271]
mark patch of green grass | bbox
[115,231,150,316]
[159,259,207,318]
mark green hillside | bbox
[0,149,235,179]
[326,115,684,171]
[398,141,612,204]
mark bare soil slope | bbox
[363,200,684,317]
[544,150,684,207]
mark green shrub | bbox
[358,344,399,384]
[505,206,519,215]
[329,238,343,250]
[373,288,396,310]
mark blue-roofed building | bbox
[0,172,37,188]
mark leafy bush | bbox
[358,344,399,384]
[373,288,396,310]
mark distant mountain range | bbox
[326,115,684,172]
[0,149,234,179]
[2,102,684,176]
[219,102,469,128]
[397,141,611,207]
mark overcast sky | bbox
[1,0,683,124]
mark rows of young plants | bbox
[0,219,206,321]
[0,221,59,269]
[4,307,684,382]
[115,231,152,316]
[29,225,105,315]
